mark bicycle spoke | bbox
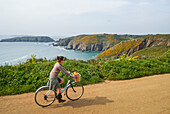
[71,85,76,92]
[39,91,45,96]
[34,86,56,107]
[66,82,84,101]
[47,95,55,98]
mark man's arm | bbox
[58,65,70,76]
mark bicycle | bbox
[34,73,84,107]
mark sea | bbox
[0,36,100,66]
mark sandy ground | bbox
[0,74,170,114]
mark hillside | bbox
[132,45,170,58]
[0,51,169,96]
[96,34,170,59]
[54,34,143,52]
[0,36,55,42]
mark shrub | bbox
[0,53,169,96]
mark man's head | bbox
[57,56,65,64]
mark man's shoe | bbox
[56,93,66,103]
[58,99,66,103]
[56,93,62,99]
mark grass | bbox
[132,46,170,58]
[0,52,169,96]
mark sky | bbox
[0,0,170,36]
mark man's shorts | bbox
[47,75,62,90]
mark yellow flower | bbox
[132,56,139,59]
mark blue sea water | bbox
[0,42,100,66]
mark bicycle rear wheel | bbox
[66,82,84,101]
[34,86,56,107]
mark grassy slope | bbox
[132,45,170,58]
[97,37,145,58]
[97,34,170,59]
[0,52,170,96]
[67,34,143,45]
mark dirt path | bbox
[0,74,170,114]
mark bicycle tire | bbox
[66,82,84,101]
[34,86,56,107]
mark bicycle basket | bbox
[73,72,81,82]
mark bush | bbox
[0,53,169,96]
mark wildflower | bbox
[132,56,139,59]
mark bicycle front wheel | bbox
[34,86,56,107]
[66,82,84,101]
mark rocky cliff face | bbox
[98,36,170,60]
[65,41,113,52]
[53,34,143,52]
[54,34,170,53]
[124,37,170,57]
[55,38,72,46]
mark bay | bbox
[0,42,100,66]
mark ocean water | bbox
[0,42,100,66]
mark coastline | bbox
[0,42,100,66]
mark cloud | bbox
[0,0,131,16]
[0,0,169,35]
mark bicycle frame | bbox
[61,79,72,94]
[35,78,73,95]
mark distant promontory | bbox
[0,36,55,42]
[53,34,170,59]
[53,34,144,52]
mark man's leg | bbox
[56,80,66,103]
[57,88,61,95]
[60,78,64,85]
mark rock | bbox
[65,41,114,52]
[53,34,145,52]
[55,38,72,46]
[124,37,170,57]
[96,35,170,59]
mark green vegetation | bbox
[97,37,144,58]
[0,34,170,96]
[131,45,170,58]
[97,34,170,59]
[70,34,143,45]
[0,51,170,96]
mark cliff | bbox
[54,34,143,52]
[0,36,55,42]
[96,34,170,59]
